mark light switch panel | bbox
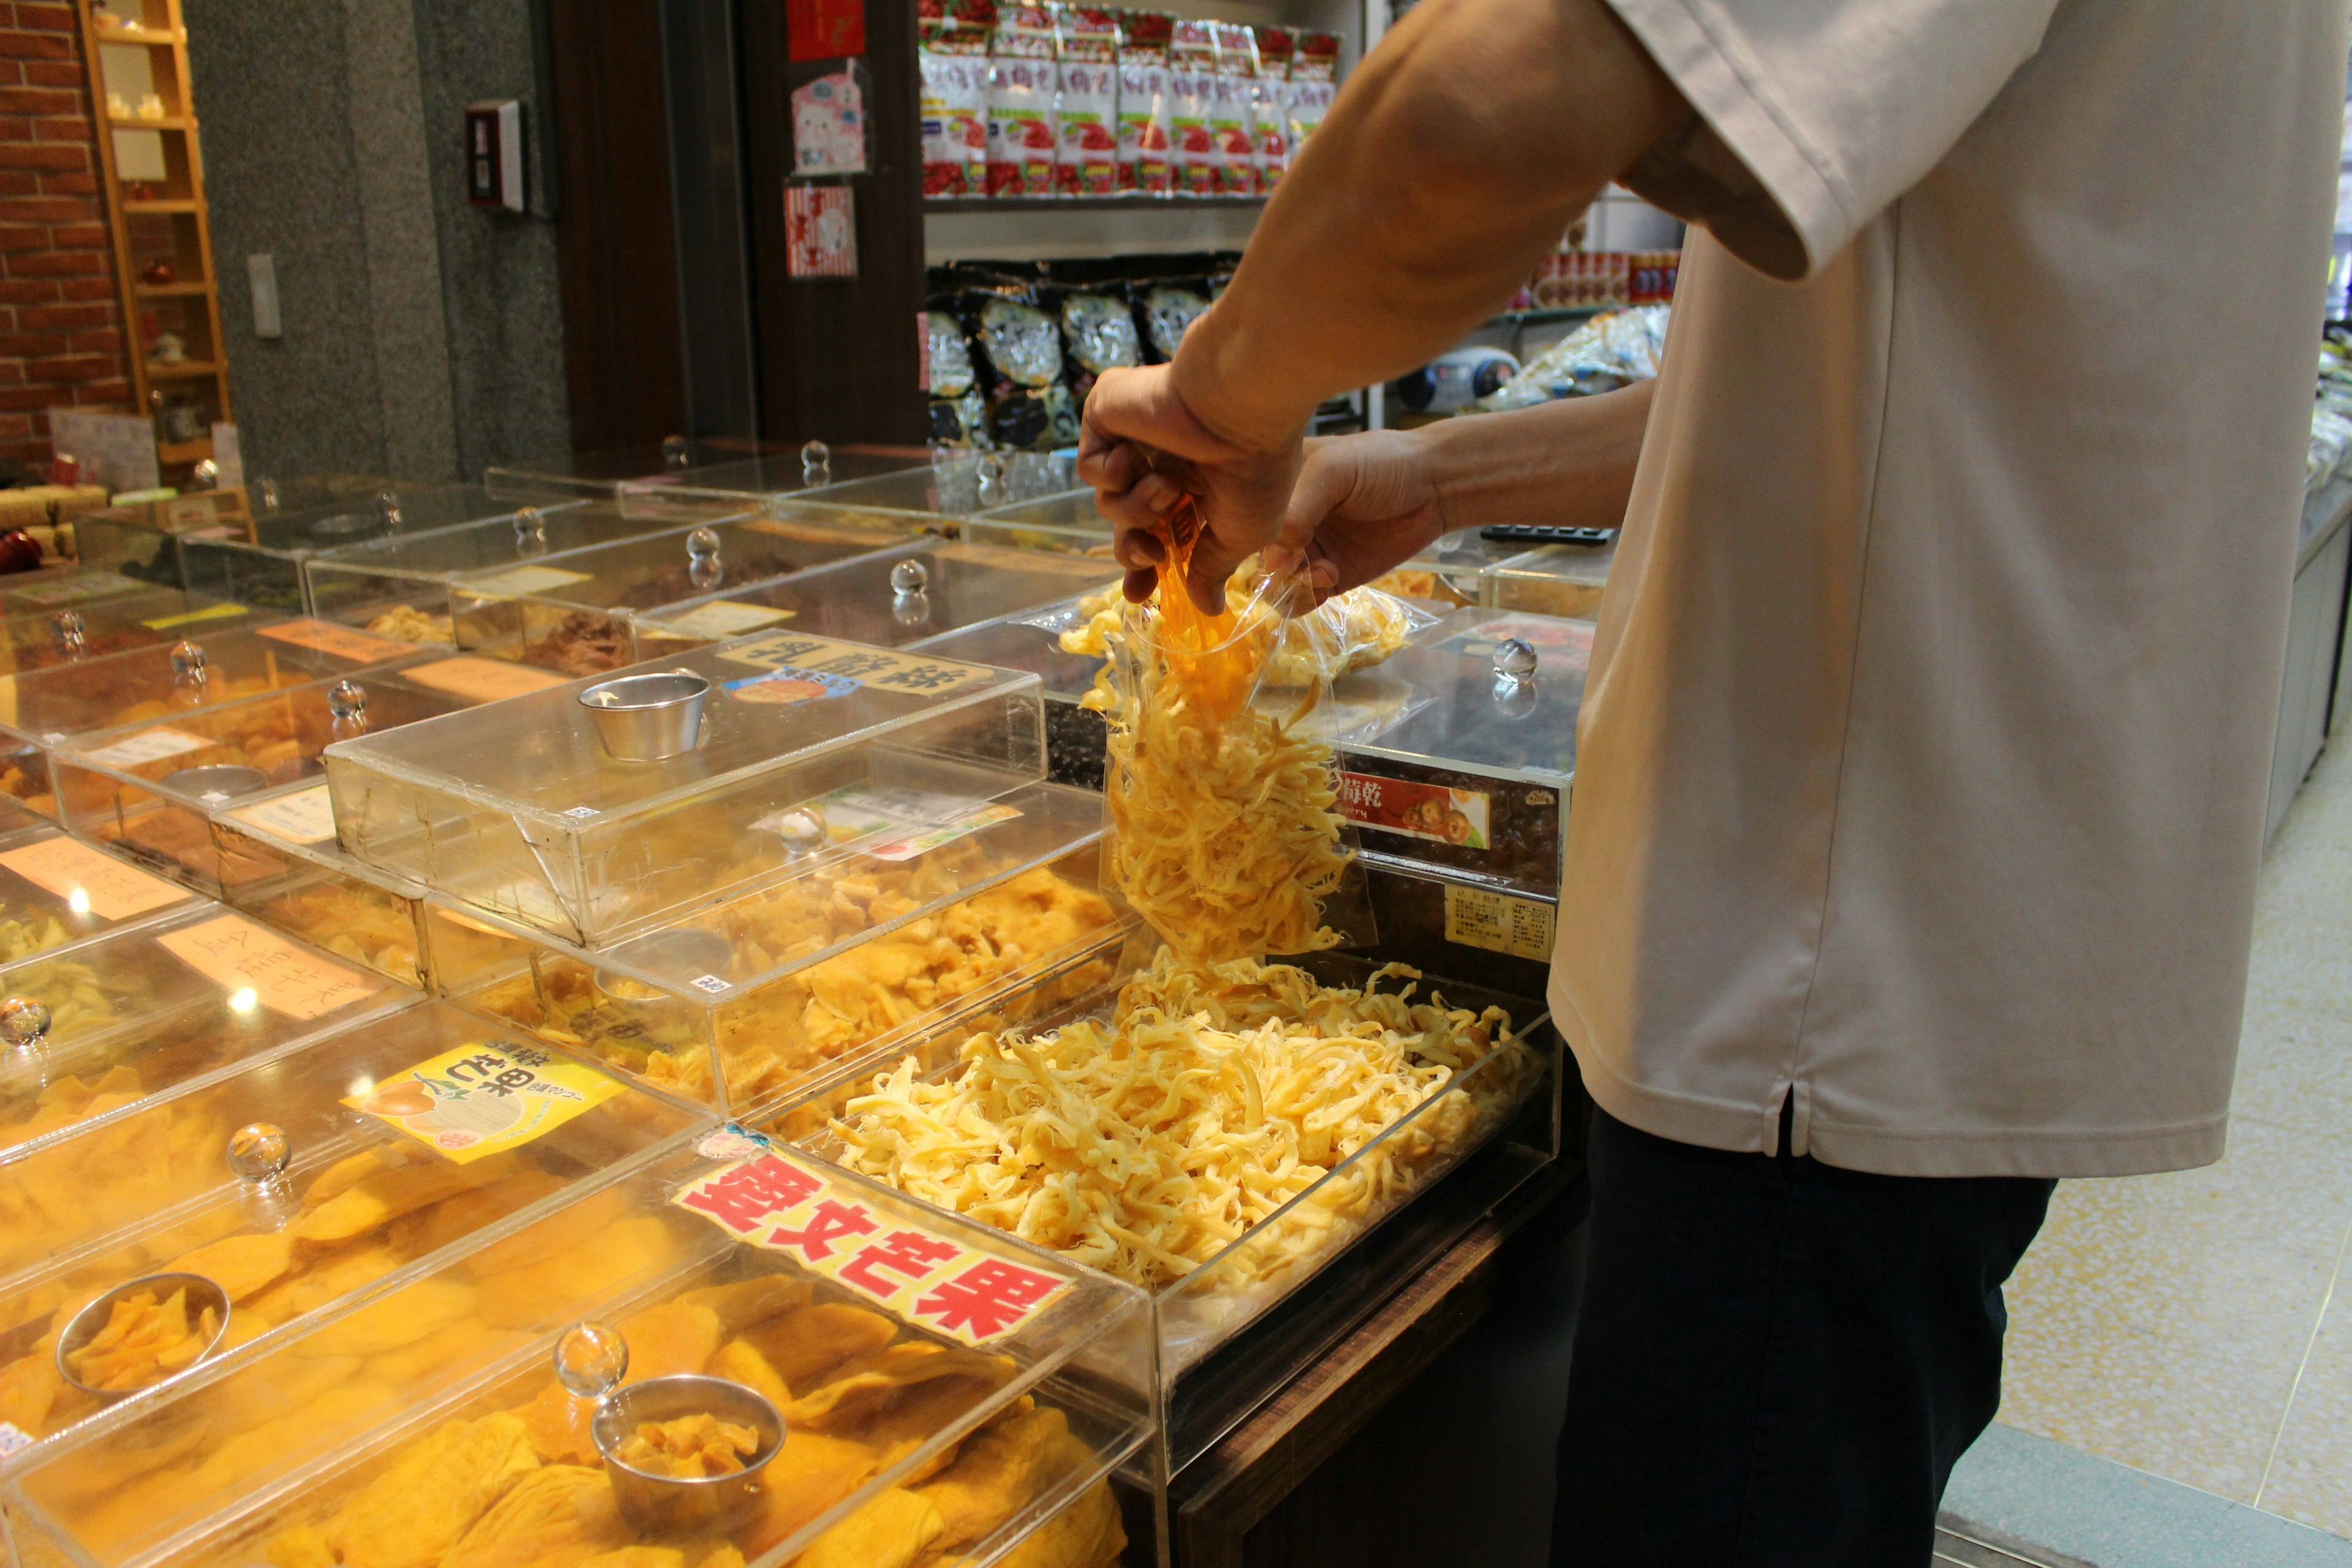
[246,254,282,339]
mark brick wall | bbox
[0,5,132,472]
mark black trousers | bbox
[1550,1104,2056,1568]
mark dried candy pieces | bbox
[611,1412,760,1479]
[63,1286,218,1392]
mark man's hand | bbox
[1269,431,1449,601]
[1077,363,1305,614]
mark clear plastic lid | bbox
[4,1129,1150,1568]
[1341,608,1591,780]
[1485,538,1616,617]
[904,592,1108,702]
[653,540,1120,654]
[0,816,198,965]
[0,905,413,1167]
[0,568,179,619]
[486,440,927,502]
[793,455,1079,523]
[0,594,252,677]
[0,998,707,1463]
[298,500,660,638]
[211,782,434,988]
[428,780,1130,1111]
[325,637,1047,946]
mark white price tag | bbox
[227,784,337,845]
[85,726,209,769]
[652,600,795,638]
[465,564,592,597]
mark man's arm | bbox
[1081,0,1686,608]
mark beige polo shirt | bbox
[1554,0,2350,1176]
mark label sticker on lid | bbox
[226,783,337,846]
[464,564,592,597]
[9,571,135,607]
[0,835,190,920]
[255,619,414,665]
[83,726,209,770]
[651,600,796,639]
[156,912,383,1019]
[724,666,862,706]
[753,783,1020,859]
[140,601,251,631]
[718,631,994,696]
[0,1421,32,1457]
[1337,772,1490,850]
[1442,883,1555,962]
[350,1041,624,1163]
[400,656,568,704]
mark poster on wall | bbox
[47,408,158,495]
[786,0,865,60]
[785,184,857,279]
[793,69,868,175]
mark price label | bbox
[8,571,135,607]
[0,835,190,920]
[399,657,568,704]
[1336,772,1491,850]
[652,600,796,638]
[140,602,251,631]
[156,912,384,1019]
[1442,884,1556,962]
[256,619,415,665]
[350,1041,624,1164]
[464,564,591,597]
[718,631,995,697]
[226,783,337,845]
[83,726,209,769]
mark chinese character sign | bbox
[786,184,857,279]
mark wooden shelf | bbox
[107,115,188,130]
[157,438,211,465]
[92,24,185,43]
[144,357,218,380]
[924,194,1266,213]
[134,281,208,298]
[122,198,197,214]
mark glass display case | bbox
[960,489,1120,555]
[907,592,1113,791]
[299,501,693,644]
[50,668,485,895]
[0,998,706,1465]
[426,781,1133,1111]
[446,514,914,679]
[790,453,1079,527]
[0,592,257,679]
[324,635,1048,948]
[0,567,188,620]
[209,782,434,988]
[4,1129,1152,1568]
[765,944,1558,1473]
[652,540,1120,655]
[1485,536,1617,617]
[68,491,260,589]
[0,812,198,966]
[0,619,431,819]
[484,437,926,503]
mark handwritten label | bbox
[1442,883,1556,962]
[225,783,337,846]
[256,619,415,665]
[155,912,383,1019]
[7,571,136,607]
[651,600,796,639]
[399,657,568,704]
[0,835,190,920]
[673,1150,1071,1345]
[719,631,995,698]
[349,1041,624,1163]
[1337,772,1490,850]
[83,726,210,770]
[139,601,250,631]
[464,564,592,597]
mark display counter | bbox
[209,782,435,989]
[0,592,263,678]
[484,438,927,503]
[0,567,195,621]
[908,594,1115,790]
[0,809,198,965]
[1485,537,1616,618]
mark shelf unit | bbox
[78,0,233,478]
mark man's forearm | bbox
[1422,381,1654,534]
[1170,0,1685,452]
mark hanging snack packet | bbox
[1141,282,1210,360]
[1168,20,1220,196]
[976,293,1065,385]
[921,0,995,195]
[1115,9,1174,192]
[1209,21,1259,196]
[1052,5,1120,195]
[1288,31,1339,160]
[1061,290,1142,382]
[1085,506,1379,962]
[1252,26,1294,190]
[987,4,1060,196]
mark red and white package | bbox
[920,0,995,195]
[1115,9,1173,193]
[1209,21,1258,195]
[1054,4,1120,195]
[1168,18,1219,195]
[1251,26,1292,190]
[987,4,1060,196]
[1287,30,1339,162]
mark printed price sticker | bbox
[1442,883,1556,962]
[156,912,383,1019]
[1337,772,1491,850]
[400,657,568,704]
[8,571,135,607]
[651,600,796,639]
[83,726,210,770]
[139,601,251,631]
[349,1041,624,1163]
[226,783,337,846]
[464,564,592,597]
[725,666,862,706]
[757,782,1022,861]
[0,835,190,920]
[718,630,995,697]
[0,1421,32,1457]
[672,1150,1072,1344]
[256,619,415,665]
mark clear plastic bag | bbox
[1090,514,1382,962]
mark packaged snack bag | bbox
[1115,9,1174,192]
[1251,26,1292,190]
[1054,4,1121,195]
[1168,19,1219,195]
[986,4,1060,196]
[1287,31,1339,160]
[919,0,995,195]
[1209,21,1259,195]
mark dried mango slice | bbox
[918,1407,1084,1547]
[784,1343,1014,1433]
[475,1215,680,1332]
[441,1464,631,1568]
[306,1276,477,1356]
[739,1303,895,1393]
[293,1154,517,1248]
[793,1488,944,1568]
[165,1231,293,1302]
[326,1412,540,1568]
[674,1274,811,1334]
[708,1338,793,1411]
[740,1430,881,1556]
[988,1478,1126,1568]
[513,1302,722,1464]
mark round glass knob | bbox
[0,995,51,1046]
[170,639,208,682]
[376,491,403,530]
[1493,638,1539,679]
[327,679,368,723]
[774,806,826,856]
[554,1320,628,1400]
[687,527,722,560]
[801,439,830,476]
[889,558,929,595]
[51,611,85,655]
[892,590,932,628]
[662,434,690,469]
[191,458,218,489]
[255,477,280,511]
[227,1122,290,1180]
[513,507,548,558]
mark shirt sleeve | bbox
[1603,0,2063,279]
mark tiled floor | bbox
[1999,737,2352,1538]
